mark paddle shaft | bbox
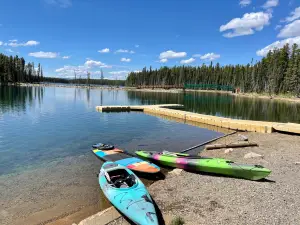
[180,131,237,153]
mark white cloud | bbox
[98,48,110,53]
[223,29,254,38]
[160,58,168,63]
[133,70,141,73]
[115,49,135,54]
[278,20,300,38]
[180,58,195,64]
[29,51,58,58]
[56,59,113,78]
[84,60,107,68]
[262,0,279,9]
[121,58,131,62]
[159,50,187,60]
[62,56,71,59]
[275,24,282,30]
[92,71,104,75]
[55,68,66,73]
[100,65,112,68]
[193,53,221,60]
[9,39,18,42]
[192,54,202,57]
[55,65,87,76]
[256,36,300,56]
[109,70,130,75]
[240,0,251,7]
[200,53,221,61]
[109,70,131,79]
[25,40,40,46]
[285,7,300,22]
[135,44,139,48]
[6,49,14,53]
[45,0,72,8]
[8,40,40,47]
[220,12,271,38]
[0,41,3,46]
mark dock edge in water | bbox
[95,104,300,134]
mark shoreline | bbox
[3,84,299,225]
[7,82,300,104]
[80,131,300,225]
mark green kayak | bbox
[135,150,271,180]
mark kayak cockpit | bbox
[105,169,137,188]
[92,143,114,150]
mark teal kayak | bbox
[135,150,271,180]
[99,161,159,225]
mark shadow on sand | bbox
[184,169,275,182]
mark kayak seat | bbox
[107,169,136,188]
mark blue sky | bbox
[0,0,300,80]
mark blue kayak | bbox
[99,162,159,225]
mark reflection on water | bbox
[1,87,299,174]
[1,86,299,175]
[0,85,44,114]
[127,91,300,123]
[0,86,224,175]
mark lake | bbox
[0,85,299,225]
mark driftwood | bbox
[205,142,258,150]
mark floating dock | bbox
[95,104,300,134]
[96,104,184,112]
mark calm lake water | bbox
[0,86,226,176]
[1,85,299,225]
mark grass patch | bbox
[169,216,185,225]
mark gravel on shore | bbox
[108,132,300,225]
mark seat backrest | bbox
[104,171,111,183]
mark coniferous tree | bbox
[126,44,300,96]
[0,53,44,84]
[37,63,41,82]
[41,67,44,82]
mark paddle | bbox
[180,131,237,153]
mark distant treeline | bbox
[0,53,43,83]
[126,44,300,95]
[43,77,126,86]
[0,53,125,86]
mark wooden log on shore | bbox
[205,142,258,150]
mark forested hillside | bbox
[43,77,125,86]
[0,53,125,86]
[0,53,43,83]
[126,44,300,95]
